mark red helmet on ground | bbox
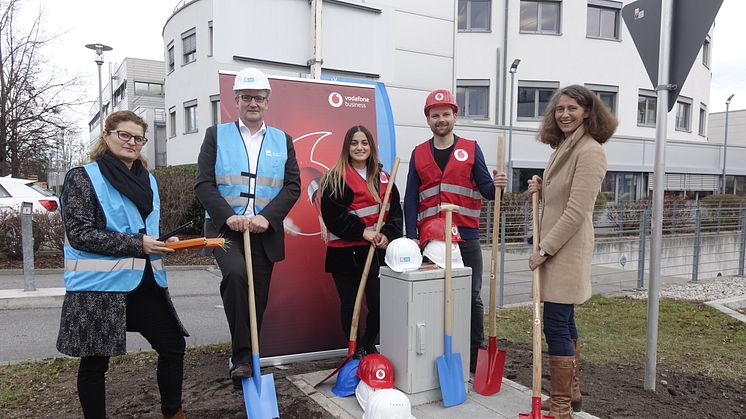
[418,217,464,249]
[356,354,395,389]
[424,89,458,116]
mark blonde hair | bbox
[320,125,381,201]
[89,110,149,169]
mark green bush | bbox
[153,164,204,235]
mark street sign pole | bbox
[644,0,673,393]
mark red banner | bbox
[219,73,379,356]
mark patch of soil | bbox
[501,340,746,419]
[3,349,339,419]
[0,250,215,270]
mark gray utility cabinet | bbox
[379,265,471,403]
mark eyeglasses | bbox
[237,94,268,104]
[107,130,148,145]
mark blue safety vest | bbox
[63,162,167,292]
[209,122,287,218]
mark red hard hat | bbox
[418,217,464,249]
[356,354,395,389]
[424,89,458,116]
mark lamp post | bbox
[85,43,113,134]
[721,93,734,194]
[507,59,520,192]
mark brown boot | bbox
[541,340,582,412]
[547,355,574,419]
[163,408,186,419]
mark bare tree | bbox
[0,0,85,179]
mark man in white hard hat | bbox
[195,67,300,388]
[403,89,507,373]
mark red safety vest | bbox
[326,165,390,248]
[414,138,482,230]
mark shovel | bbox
[436,203,467,407]
[519,176,554,419]
[474,136,507,396]
[314,157,401,389]
[241,231,280,419]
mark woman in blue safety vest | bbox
[56,111,188,419]
[319,125,403,357]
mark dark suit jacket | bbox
[195,122,301,262]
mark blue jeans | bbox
[543,302,578,356]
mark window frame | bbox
[458,0,492,32]
[675,97,692,132]
[208,21,214,57]
[167,42,175,73]
[183,99,198,134]
[456,80,490,120]
[585,83,618,115]
[520,0,562,35]
[702,35,711,68]
[698,103,707,137]
[181,28,197,65]
[516,80,559,120]
[637,89,657,127]
[169,107,176,138]
[210,94,221,126]
[586,0,622,41]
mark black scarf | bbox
[97,151,153,221]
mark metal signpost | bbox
[21,202,36,292]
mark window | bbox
[586,83,617,114]
[210,94,221,126]
[169,107,176,138]
[182,28,196,64]
[520,0,561,34]
[637,90,656,127]
[167,44,175,73]
[517,81,558,119]
[184,100,198,133]
[586,1,621,40]
[134,81,164,96]
[456,80,490,119]
[112,81,126,106]
[208,21,214,56]
[675,98,691,132]
[458,0,491,31]
[698,103,707,136]
[702,35,711,67]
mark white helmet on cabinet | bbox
[385,238,423,272]
[362,388,416,419]
[422,240,465,269]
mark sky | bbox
[16,0,746,139]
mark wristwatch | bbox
[539,248,551,258]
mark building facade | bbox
[162,0,746,199]
[87,58,168,167]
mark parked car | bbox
[0,176,59,214]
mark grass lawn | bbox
[496,295,746,381]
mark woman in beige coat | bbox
[527,85,617,419]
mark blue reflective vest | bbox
[209,122,287,218]
[63,162,167,292]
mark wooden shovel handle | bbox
[244,231,260,356]
[349,157,401,343]
[530,175,542,397]
[441,204,460,336]
[488,136,505,337]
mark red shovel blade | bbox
[473,336,507,395]
[313,341,356,388]
[519,396,554,419]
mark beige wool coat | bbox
[538,126,607,304]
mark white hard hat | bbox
[355,380,380,411]
[233,67,271,92]
[385,238,423,272]
[362,388,416,419]
[423,240,464,269]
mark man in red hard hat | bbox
[403,88,508,373]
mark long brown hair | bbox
[538,84,618,149]
[319,125,381,201]
[89,110,150,168]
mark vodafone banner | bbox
[218,72,396,357]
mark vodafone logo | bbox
[435,92,445,101]
[375,369,386,380]
[454,148,468,162]
[452,226,459,237]
[380,172,389,183]
[328,92,343,108]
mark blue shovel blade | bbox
[436,336,467,407]
[242,373,279,419]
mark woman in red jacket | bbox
[319,125,403,357]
